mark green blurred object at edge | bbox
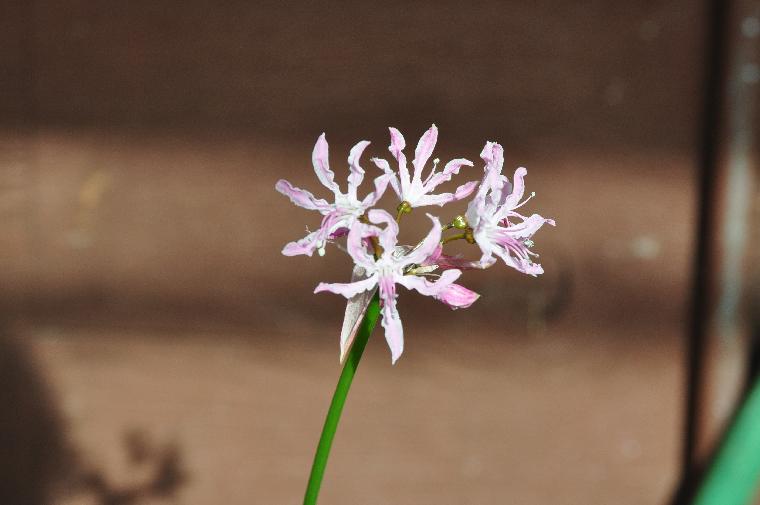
[693,375,760,505]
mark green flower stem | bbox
[303,292,381,505]
[441,233,466,245]
[693,374,760,505]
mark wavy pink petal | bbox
[312,133,339,193]
[281,211,355,257]
[480,141,504,173]
[502,166,528,210]
[282,231,321,257]
[423,158,473,191]
[378,275,404,364]
[454,180,479,200]
[478,141,507,202]
[435,283,480,309]
[413,124,438,183]
[347,140,370,198]
[416,179,477,207]
[415,192,457,207]
[388,127,410,196]
[496,214,555,239]
[314,275,379,298]
[396,269,461,297]
[275,179,331,212]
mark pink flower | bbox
[276,134,389,257]
[371,125,478,208]
[315,209,462,364]
[465,142,555,275]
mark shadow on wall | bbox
[0,328,70,505]
[76,429,187,505]
[0,328,187,505]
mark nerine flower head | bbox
[276,127,554,366]
[465,141,555,275]
[315,209,465,364]
[276,134,389,256]
[372,125,478,210]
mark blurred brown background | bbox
[0,1,704,504]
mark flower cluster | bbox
[276,125,555,364]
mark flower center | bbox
[374,257,400,278]
[334,193,363,214]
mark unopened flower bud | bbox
[397,201,412,215]
[452,215,467,230]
